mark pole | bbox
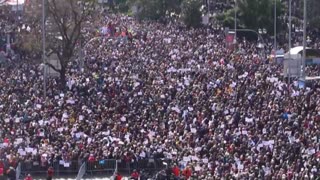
[288,0,292,84]
[42,0,47,99]
[234,0,237,44]
[302,0,307,80]
[274,0,277,52]
[16,0,19,45]
[230,29,266,57]
[6,32,10,55]
[16,0,18,20]
[80,39,84,72]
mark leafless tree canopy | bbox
[22,0,97,87]
[46,0,96,63]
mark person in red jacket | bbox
[182,166,192,180]
[0,161,3,177]
[115,172,122,180]
[172,165,180,179]
[88,154,95,162]
[47,166,54,180]
[130,169,140,180]
[24,174,33,180]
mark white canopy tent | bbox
[1,0,25,11]
[283,46,307,78]
[0,0,25,5]
[283,46,320,78]
[284,46,311,60]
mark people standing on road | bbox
[6,167,15,180]
[0,162,3,178]
[24,174,33,180]
[130,169,140,180]
[172,164,180,180]
[115,172,122,180]
[47,167,54,180]
[182,166,192,180]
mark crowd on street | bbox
[0,9,320,179]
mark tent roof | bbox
[5,0,25,5]
[288,46,310,55]
[285,46,320,57]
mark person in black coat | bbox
[6,167,15,180]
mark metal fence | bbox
[19,158,165,179]
[20,159,83,178]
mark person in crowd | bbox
[24,174,33,180]
[0,162,3,178]
[6,167,15,180]
[47,167,54,180]
[130,169,140,180]
[172,164,180,180]
[115,172,122,180]
[182,166,192,180]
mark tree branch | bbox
[45,62,61,73]
[47,0,69,42]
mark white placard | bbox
[195,166,201,171]
[238,164,244,170]
[64,162,70,167]
[26,148,33,153]
[32,149,38,155]
[183,157,190,162]
[202,158,208,164]
[191,128,197,133]
[36,104,42,109]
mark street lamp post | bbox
[274,0,277,52]
[42,0,47,99]
[80,38,84,71]
[301,0,307,81]
[288,0,292,84]
[16,0,19,22]
[234,0,237,44]
[4,25,11,55]
[258,28,267,59]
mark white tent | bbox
[4,0,25,5]
[283,46,320,78]
[283,46,307,78]
[284,46,311,60]
[2,0,25,11]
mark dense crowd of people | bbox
[0,8,320,180]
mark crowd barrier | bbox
[19,158,165,178]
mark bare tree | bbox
[45,0,97,88]
[22,0,98,88]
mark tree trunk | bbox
[60,65,67,90]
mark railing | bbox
[19,158,165,178]
[20,159,83,177]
